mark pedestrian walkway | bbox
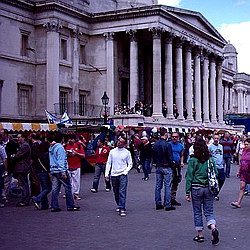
[1,164,250,250]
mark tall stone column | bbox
[228,83,234,112]
[194,48,202,122]
[72,28,82,114]
[44,21,62,112]
[202,52,209,123]
[184,45,193,121]
[237,88,244,113]
[150,27,163,117]
[164,35,174,119]
[216,58,224,124]
[175,39,184,120]
[104,32,115,115]
[209,56,217,123]
[224,83,229,111]
[127,29,139,109]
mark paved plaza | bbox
[1,164,250,250]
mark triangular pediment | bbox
[162,6,226,43]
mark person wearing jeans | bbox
[48,133,80,212]
[152,128,175,211]
[186,138,219,245]
[209,134,225,200]
[91,139,111,192]
[139,136,152,181]
[155,167,173,209]
[105,136,133,217]
[220,132,235,178]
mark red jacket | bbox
[95,145,110,164]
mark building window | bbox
[79,93,86,116]
[20,30,30,57]
[18,84,32,115]
[59,90,69,115]
[60,38,68,60]
[79,44,86,64]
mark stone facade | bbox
[0,0,249,131]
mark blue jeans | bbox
[224,156,232,177]
[155,167,173,208]
[142,159,151,178]
[92,163,111,191]
[191,187,216,231]
[51,171,75,209]
[33,172,52,209]
[111,175,128,210]
[217,168,225,192]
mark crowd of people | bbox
[0,128,249,245]
[113,101,203,121]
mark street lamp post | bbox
[101,91,109,125]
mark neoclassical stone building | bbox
[0,0,249,131]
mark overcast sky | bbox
[158,0,250,74]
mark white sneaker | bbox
[90,188,97,193]
[105,188,111,192]
[120,210,127,217]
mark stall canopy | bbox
[0,122,57,131]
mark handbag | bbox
[207,158,219,195]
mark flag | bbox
[45,110,59,124]
[59,111,73,126]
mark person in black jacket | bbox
[31,136,52,210]
[12,133,31,207]
[140,136,152,181]
[152,128,175,211]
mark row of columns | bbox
[43,21,225,124]
[104,27,224,124]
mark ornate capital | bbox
[165,32,175,44]
[72,27,83,39]
[43,20,62,32]
[149,27,164,39]
[216,55,224,66]
[126,29,137,42]
[103,32,115,41]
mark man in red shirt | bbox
[91,139,111,193]
[65,134,85,200]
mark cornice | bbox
[1,0,91,22]
[35,1,91,22]
[1,0,35,11]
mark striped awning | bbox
[0,122,57,131]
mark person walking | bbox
[12,133,32,207]
[185,138,219,245]
[29,133,41,197]
[91,139,111,193]
[152,128,175,211]
[170,132,184,206]
[65,134,85,200]
[105,136,133,217]
[231,138,250,208]
[48,133,80,212]
[139,136,152,181]
[208,134,225,200]
[31,139,52,210]
[220,132,235,178]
